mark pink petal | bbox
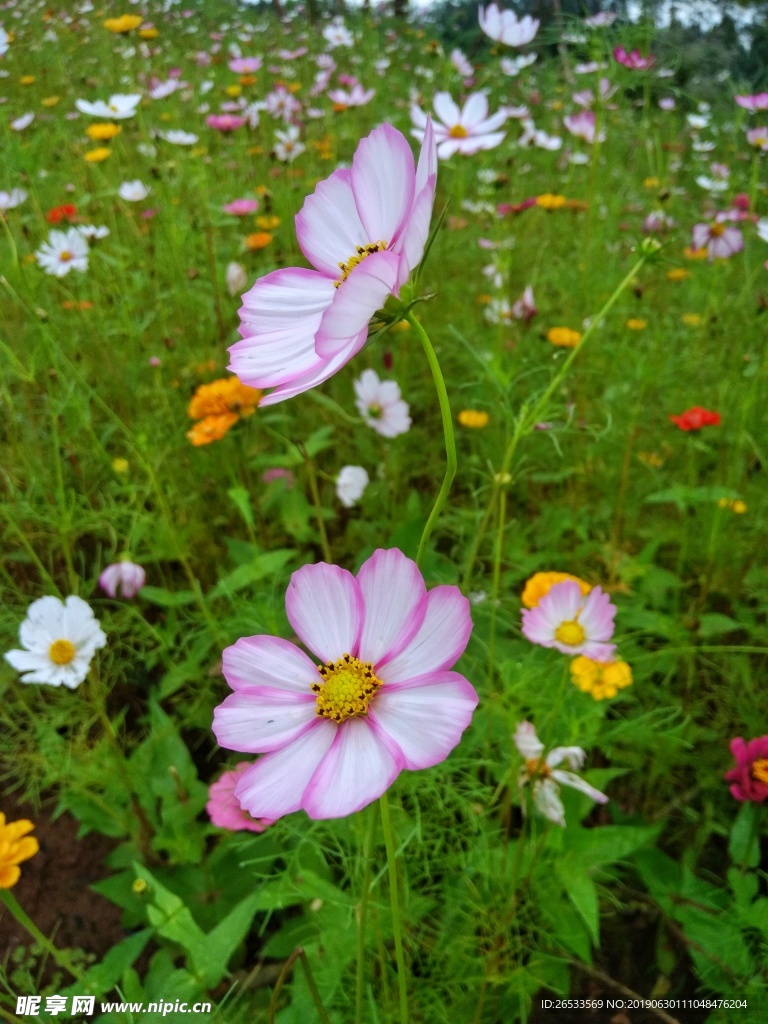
[231,268,336,388]
[302,717,403,818]
[541,581,584,626]
[379,586,472,683]
[314,250,400,359]
[257,329,368,406]
[351,124,415,248]
[234,720,336,819]
[295,168,367,278]
[213,687,317,753]
[356,549,427,666]
[577,586,616,641]
[223,635,319,692]
[415,115,437,194]
[369,671,478,769]
[286,562,364,662]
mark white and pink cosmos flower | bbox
[230,121,437,405]
[563,110,605,144]
[212,549,478,820]
[613,46,655,71]
[479,4,539,47]
[411,92,506,159]
[327,83,375,108]
[735,93,768,112]
[229,56,262,73]
[746,126,768,151]
[354,368,411,438]
[206,763,274,832]
[521,580,616,660]
[691,215,744,260]
[99,561,146,599]
[514,722,608,827]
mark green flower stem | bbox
[300,443,333,564]
[379,790,409,1024]
[408,312,457,569]
[0,889,82,980]
[267,947,331,1024]
[355,805,377,1024]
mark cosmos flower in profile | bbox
[76,93,141,119]
[479,4,539,47]
[99,561,146,599]
[230,121,437,405]
[725,736,768,803]
[336,466,369,507]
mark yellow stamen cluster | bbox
[752,759,768,785]
[59,251,73,263]
[570,656,633,700]
[555,620,586,647]
[449,125,468,139]
[335,241,388,288]
[524,757,552,779]
[311,653,382,723]
[49,639,76,666]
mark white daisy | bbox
[5,596,107,689]
[118,179,150,201]
[353,369,411,439]
[514,721,608,827]
[273,125,305,162]
[35,228,89,277]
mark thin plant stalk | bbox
[379,790,409,1024]
[0,889,82,980]
[355,805,377,1024]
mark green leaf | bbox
[196,890,271,986]
[728,802,761,868]
[140,586,198,607]
[133,863,206,956]
[558,870,600,946]
[563,825,659,868]
[227,486,254,529]
[208,548,294,600]
[698,613,741,638]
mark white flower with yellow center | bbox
[4,596,107,689]
[35,228,90,278]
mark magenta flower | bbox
[207,763,274,831]
[206,114,246,132]
[212,549,478,820]
[725,736,768,803]
[691,216,744,260]
[228,57,262,74]
[411,92,507,159]
[223,198,259,216]
[521,580,616,659]
[613,46,655,70]
[735,93,768,112]
[230,122,437,406]
[99,561,146,599]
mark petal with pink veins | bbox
[314,250,401,359]
[234,720,336,819]
[369,671,478,769]
[302,717,403,818]
[351,124,416,248]
[223,635,319,692]
[379,586,472,683]
[356,549,427,666]
[295,168,367,278]
[258,327,368,406]
[213,687,317,753]
[286,562,364,662]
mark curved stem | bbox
[0,889,82,980]
[379,791,409,1024]
[408,312,456,569]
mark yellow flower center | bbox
[49,639,76,665]
[710,223,725,237]
[525,757,552,778]
[752,759,768,785]
[59,250,73,262]
[310,653,382,723]
[449,124,468,139]
[555,619,586,647]
[335,240,388,288]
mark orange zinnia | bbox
[187,377,262,446]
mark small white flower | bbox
[76,224,110,240]
[274,125,305,162]
[36,228,89,277]
[336,465,369,507]
[11,112,34,131]
[158,129,198,145]
[322,20,353,48]
[513,721,608,827]
[76,93,141,119]
[0,27,10,58]
[756,218,768,243]
[118,179,150,202]
[226,261,248,296]
[353,369,411,438]
[99,561,145,599]
[0,187,28,210]
[4,596,107,689]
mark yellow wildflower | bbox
[86,123,121,141]
[139,27,159,39]
[84,148,111,163]
[536,193,567,210]
[458,410,489,428]
[570,656,633,700]
[256,215,281,230]
[41,96,60,107]
[643,176,660,188]
[626,318,647,330]
[666,268,690,282]
[718,498,747,514]
[103,14,143,33]
[20,75,35,86]
[225,84,242,98]
[0,814,39,889]
[112,458,129,474]
[684,245,709,261]
[547,327,582,348]
[637,451,664,468]
[681,313,704,327]
[522,572,592,610]
[245,231,273,251]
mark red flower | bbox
[669,406,721,431]
[46,204,78,224]
[725,736,768,803]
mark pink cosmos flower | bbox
[99,561,146,599]
[328,84,375,108]
[584,11,617,27]
[746,126,768,151]
[262,467,295,488]
[725,736,768,803]
[613,46,655,70]
[563,110,605,144]
[264,85,301,121]
[511,285,536,322]
[223,198,259,216]
[229,57,262,74]
[478,4,539,47]
[643,211,674,234]
[354,368,411,437]
[411,92,506,159]
[691,216,744,260]
[735,93,768,112]
[206,114,246,132]
[521,580,616,660]
[207,763,274,831]
[212,549,478,820]
[230,121,437,406]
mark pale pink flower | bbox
[212,549,478,820]
[207,763,274,831]
[572,78,616,107]
[479,4,539,47]
[746,126,768,151]
[563,110,605,144]
[354,368,411,438]
[521,580,616,659]
[450,48,473,78]
[264,85,301,121]
[99,561,146,599]
[278,47,307,61]
[226,262,248,297]
[691,216,744,260]
[206,114,246,132]
[613,46,654,70]
[735,93,768,112]
[411,92,506,159]
[229,56,262,73]
[223,198,259,216]
[643,211,674,234]
[511,285,536,322]
[514,721,608,827]
[336,466,368,507]
[230,121,437,405]
[659,97,676,111]
[274,125,305,162]
[322,20,353,48]
[328,84,375,108]
[584,11,617,27]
